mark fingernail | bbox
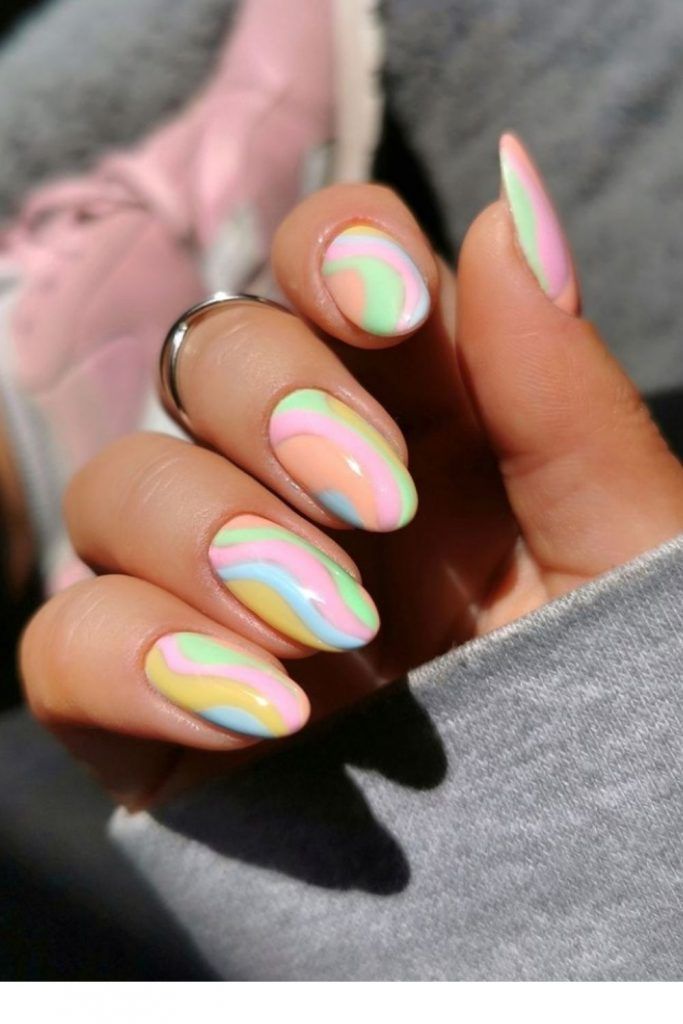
[269,389,418,532]
[322,225,431,336]
[144,631,309,738]
[499,133,580,315]
[209,514,380,652]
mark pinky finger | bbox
[20,575,310,753]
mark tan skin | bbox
[18,184,683,806]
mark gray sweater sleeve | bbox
[111,535,683,980]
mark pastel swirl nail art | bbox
[269,389,417,532]
[209,514,380,652]
[499,133,579,314]
[145,631,309,738]
[322,225,430,336]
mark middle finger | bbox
[65,432,380,659]
[168,299,418,533]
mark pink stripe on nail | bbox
[156,635,304,730]
[210,538,374,640]
[270,409,403,529]
[326,235,422,324]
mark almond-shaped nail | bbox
[269,388,418,532]
[209,514,380,652]
[499,133,579,314]
[144,631,309,738]
[322,225,431,336]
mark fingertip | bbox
[457,197,595,462]
[20,574,307,749]
[272,182,438,348]
[458,197,581,344]
[496,132,581,316]
[457,188,683,582]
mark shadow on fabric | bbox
[648,388,683,460]
[152,681,447,895]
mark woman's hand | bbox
[20,136,683,806]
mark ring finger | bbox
[65,432,380,660]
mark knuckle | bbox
[20,575,129,724]
[65,433,190,551]
[190,306,259,374]
[120,445,187,521]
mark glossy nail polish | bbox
[322,225,430,336]
[499,133,579,314]
[269,389,417,532]
[209,514,379,651]
[145,631,309,738]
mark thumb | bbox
[457,133,683,593]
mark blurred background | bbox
[0,0,223,981]
[1,1,46,37]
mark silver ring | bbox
[158,291,288,430]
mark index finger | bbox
[272,182,439,349]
